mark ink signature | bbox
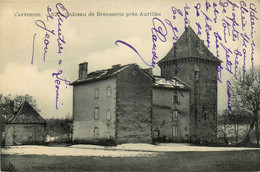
[31,3,70,110]
[52,70,70,110]
[115,17,167,68]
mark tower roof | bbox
[158,26,221,64]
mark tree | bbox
[230,67,260,146]
[0,94,40,112]
[218,110,231,145]
[0,94,41,147]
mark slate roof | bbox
[71,63,139,85]
[71,62,191,90]
[158,26,222,64]
[153,75,190,90]
[7,101,46,124]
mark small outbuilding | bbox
[1,101,46,146]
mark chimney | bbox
[79,62,88,79]
[9,100,14,112]
[112,64,121,68]
[144,68,153,75]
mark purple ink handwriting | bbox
[214,32,222,58]
[32,3,70,110]
[194,3,201,17]
[226,13,240,41]
[213,2,219,23]
[115,1,258,113]
[34,19,55,61]
[52,70,70,109]
[116,17,168,68]
[184,4,190,30]
[220,42,233,75]
[31,33,36,64]
[56,3,69,54]
[227,80,232,111]
[201,10,212,48]
[240,1,248,31]
[234,49,242,79]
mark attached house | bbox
[152,76,190,142]
[71,63,154,144]
[71,63,191,144]
[1,101,46,146]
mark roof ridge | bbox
[158,26,221,64]
[9,101,46,124]
[8,101,26,123]
[89,63,135,74]
[188,27,192,57]
[70,63,137,85]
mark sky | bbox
[0,0,259,119]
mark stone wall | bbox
[116,65,153,143]
[160,58,218,143]
[4,124,46,146]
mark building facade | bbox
[71,63,191,144]
[72,26,220,144]
[152,76,190,142]
[71,63,154,144]
[158,26,221,143]
[1,101,46,146]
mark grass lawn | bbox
[1,150,260,171]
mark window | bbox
[106,110,111,121]
[203,107,208,120]
[95,89,99,99]
[172,125,178,137]
[107,86,111,97]
[172,91,179,104]
[94,107,99,119]
[174,65,180,75]
[173,111,178,121]
[153,129,159,139]
[94,127,99,139]
[185,134,189,141]
[194,71,199,80]
[107,132,110,139]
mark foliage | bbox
[230,67,260,145]
[0,94,40,112]
[45,115,73,143]
[218,109,249,145]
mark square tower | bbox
[158,26,222,143]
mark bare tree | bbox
[230,67,260,146]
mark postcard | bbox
[0,0,260,171]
